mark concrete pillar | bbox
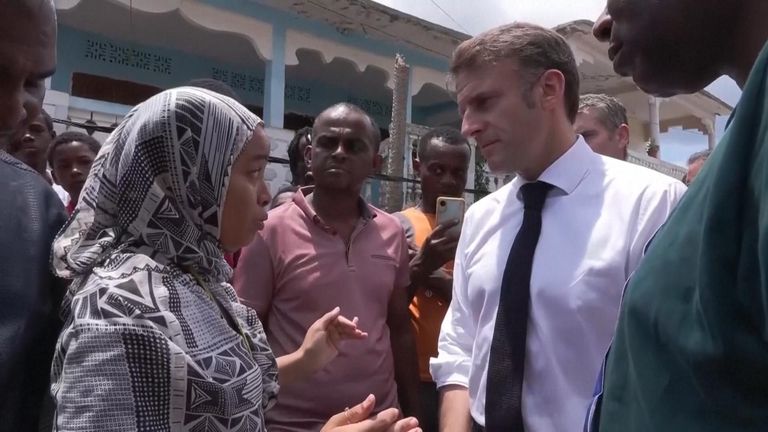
[649,96,661,147]
[382,54,410,213]
[704,117,717,150]
[405,68,413,124]
[465,142,476,204]
[264,24,286,129]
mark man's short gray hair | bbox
[578,94,629,131]
[687,149,711,166]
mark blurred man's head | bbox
[452,22,579,179]
[575,94,630,160]
[592,1,739,96]
[0,0,57,149]
[287,127,312,186]
[7,109,55,174]
[684,149,711,185]
[413,127,471,213]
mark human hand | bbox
[407,242,418,262]
[321,394,422,432]
[412,220,460,275]
[299,307,367,373]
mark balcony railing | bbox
[627,150,686,181]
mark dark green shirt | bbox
[598,41,768,431]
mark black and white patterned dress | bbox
[50,88,278,431]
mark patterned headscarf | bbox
[52,87,262,283]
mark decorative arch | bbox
[285,28,393,88]
[56,0,273,60]
[411,65,450,97]
[179,1,272,61]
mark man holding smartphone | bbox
[394,127,471,432]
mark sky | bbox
[373,0,742,166]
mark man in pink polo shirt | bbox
[234,103,421,431]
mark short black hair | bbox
[313,103,382,152]
[186,79,242,103]
[48,131,101,168]
[417,127,470,161]
[287,127,312,182]
[40,109,55,136]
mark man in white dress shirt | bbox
[430,22,686,432]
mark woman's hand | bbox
[322,394,422,432]
[299,306,368,373]
[277,307,367,383]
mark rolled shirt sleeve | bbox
[430,219,474,389]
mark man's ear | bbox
[412,155,421,173]
[616,123,630,149]
[539,69,566,114]
[303,144,312,167]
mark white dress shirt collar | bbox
[510,135,595,198]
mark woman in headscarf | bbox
[50,88,420,432]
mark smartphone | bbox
[436,197,466,237]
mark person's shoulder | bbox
[2,153,64,196]
[465,181,515,221]
[1,153,67,229]
[597,156,687,208]
[394,205,421,224]
[251,201,309,253]
[267,199,301,216]
[0,151,34,173]
[391,206,420,241]
[370,204,402,227]
[602,156,686,189]
[71,254,177,312]
[263,201,303,231]
[1,152,46,188]
[396,206,421,217]
[370,205,411,238]
[52,183,70,204]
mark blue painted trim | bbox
[265,23,286,128]
[418,100,457,117]
[69,96,133,116]
[54,24,433,127]
[200,0,450,72]
[53,26,267,106]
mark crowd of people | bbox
[2,0,768,431]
